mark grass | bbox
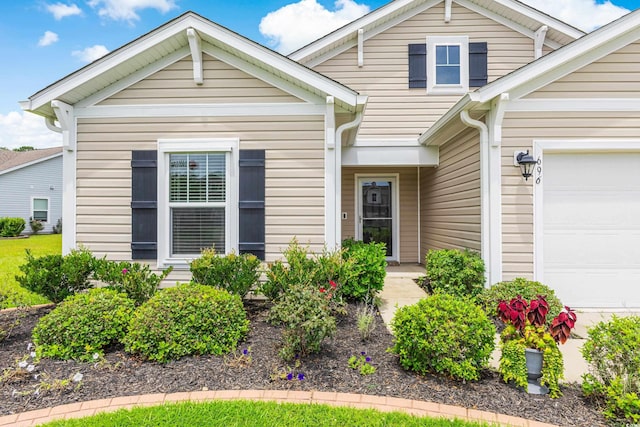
[41,400,497,427]
[0,234,61,308]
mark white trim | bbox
[486,107,504,285]
[507,98,640,112]
[31,196,50,224]
[444,0,452,22]
[52,100,74,151]
[157,138,239,268]
[417,166,421,263]
[186,28,203,85]
[342,144,439,166]
[357,29,364,67]
[355,174,400,262]
[325,96,337,248]
[352,138,419,147]
[62,135,77,255]
[534,25,548,59]
[532,139,640,283]
[0,152,62,176]
[75,103,326,118]
[426,36,469,95]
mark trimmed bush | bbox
[0,217,26,237]
[582,315,640,423]
[123,283,249,363]
[390,294,495,381]
[477,277,563,324]
[32,288,135,361]
[340,239,387,301]
[15,247,95,303]
[261,240,354,302]
[424,249,485,299]
[29,218,44,234]
[93,258,172,306]
[190,248,261,298]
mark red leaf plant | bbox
[549,306,577,344]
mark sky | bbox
[0,0,638,150]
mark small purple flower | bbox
[361,351,366,356]
[297,373,305,381]
[243,349,249,355]
[122,268,128,275]
[286,372,293,381]
[366,357,371,362]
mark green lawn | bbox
[42,400,496,427]
[0,234,61,308]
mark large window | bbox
[159,139,238,265]
[32,198,49,222]
[427,36,468,94]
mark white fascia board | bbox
[507,98,640,112]
[342,144,439,166]
[0,152,63,176]
[491,0,584,40]
[75,103,326,118]
[474,14,640,103]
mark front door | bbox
[357,177,397,261]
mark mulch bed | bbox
[0,302,606,426]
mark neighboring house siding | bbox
[526,42,640,98]
[420,128,481,259]
[75,115,325,262]
[0,156,62,233]
[500,111,640,279]
[312,2,537,138]
[341,167,419,263]
[99,54,302,105]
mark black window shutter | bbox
[131,150,157,260]
[469,42,488,87]
[239,150,265,260]
[408,43,427,88]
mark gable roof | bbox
[21,12,366,119]
[290,0,584,65]
[0,147,62,176]
[419,7,640,144]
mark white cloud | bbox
[87,0,177,22]
[72,45,110,63]
[46,2,82,20]
[38,31,59,47]
[521,0,629,32]
[0,111,62,150]
[259,0,371,54]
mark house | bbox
[21,0,640,308]
[0,147,63,234]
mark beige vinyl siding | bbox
[76,115,325,263]
[312,2,537,138]
[420,127,481,260]
[341,167,419,263]
[501,111,640,279]
[99,54,302,105]
[527,42,640,98]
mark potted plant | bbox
[497,295,576,398]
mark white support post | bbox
[187,28,203,85]
[357,29,364,67]
[534,25,548,59]
[325,96,337,248]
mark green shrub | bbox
[93,258,172,306]
[390,294,495,381]
[582,315,640,423]
[29,218,44,234]
[477,277,563,323]
[0,217,26,237]
[15,247,96,303]
[190,248,261,298]
[52,218,62,234]
[341,239,387,301]
[424,249,485,299]
[32,288,135,361]
[268,282,337,361]
[261,240,353,301]
[124,283,249,363]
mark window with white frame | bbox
[427,36,469,94]
[32,198,49,222]
[159,139,238,264]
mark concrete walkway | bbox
[378,265,640,384]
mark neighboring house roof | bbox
[0,147,63,176]
[290,0,585,65]
[419,7,640,144]
[21,11,366,119]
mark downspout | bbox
[335,112,363,247]
[459,110,491,284]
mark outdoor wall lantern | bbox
[514,150,537,181]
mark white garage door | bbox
[543,152,640,308]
